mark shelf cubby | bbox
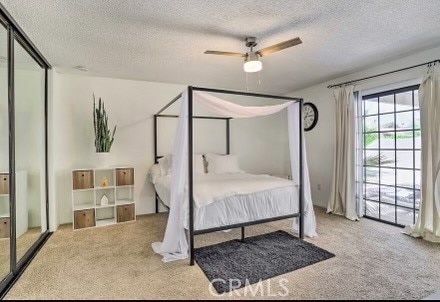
[72,190,95,210]
[95,187,115,207]
[72,167,136,230]
[94,169,115,188]
[116,186,134,204]
[96,206,116,227]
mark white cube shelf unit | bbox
[72,167,136,230]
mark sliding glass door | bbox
[362,85,421,226]
[0,4,51,295]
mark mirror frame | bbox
[0,3,51,296]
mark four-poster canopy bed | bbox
[151,86,316,265]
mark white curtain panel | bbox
[151,92,190,262]
[288,104,318,237]
[152,90,317,262]
[404,67,440,242]
[327,86,359,221]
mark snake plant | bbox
[93,94,117,152]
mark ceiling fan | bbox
[204,36,302,73]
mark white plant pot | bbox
[95,152,111,168]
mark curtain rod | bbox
[327,59,440,89]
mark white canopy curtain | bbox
[327,86,359,221]
[404,67,440,242]
[152,89,317,262]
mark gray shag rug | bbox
[194,230,335,293]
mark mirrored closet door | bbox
[14,37,47,263]
[0,4,51,295]
[0,22,10,283]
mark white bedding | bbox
[154,173,299,230]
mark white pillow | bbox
[148,164,162,184]
[158,154,205,175]
[205,154,242,174]
[194,154,205,175]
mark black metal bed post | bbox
[188,87,195,266]
[227,118,243,240]
[226,118,230,155]
[154,114,159,213]
[157,93,182,115]
[298,99,304,239]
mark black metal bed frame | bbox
[153,86,304,266]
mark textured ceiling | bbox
[2,0,440,93]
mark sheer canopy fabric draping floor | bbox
[152,90,317,262]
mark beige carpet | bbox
[5,207,440,300]
[0,227,42,280]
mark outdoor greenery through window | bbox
[362,85,420,226]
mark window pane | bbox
[380,151,395,167]
[381,185,396,204]
[364,132,378,149]
[397,206,414,226]
[396,187,414,208]
[396,169,413,188]
[380,203,395,223]
[381,168,395,186]
[396,111,413,130]
[396,91,413,112]
[414,90,419,109]
[414,110,420,130]
[379,113,394,131]
[396,151,413,169]
[365,167,379,183]
[365,184,379,201]
[415,189,421,209]
[365,200,379,218]
[415,131,421,148]
[415,171,421,190]
[379,95,394,113]
[365,150,379,165]
[364,98,378,115]
[415,151,421,169]
[396,131,414,149]
[379,133,394,149]
[365,116,378,132]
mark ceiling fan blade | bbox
[204,50,246,57]
[256,37,302,57]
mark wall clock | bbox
[303,102,318,131]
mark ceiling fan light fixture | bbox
[243,53,262,73]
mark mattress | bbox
[154,173,299,231]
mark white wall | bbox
[52,73,290,225]
[290,45,440,208]
[52,73,184,224]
